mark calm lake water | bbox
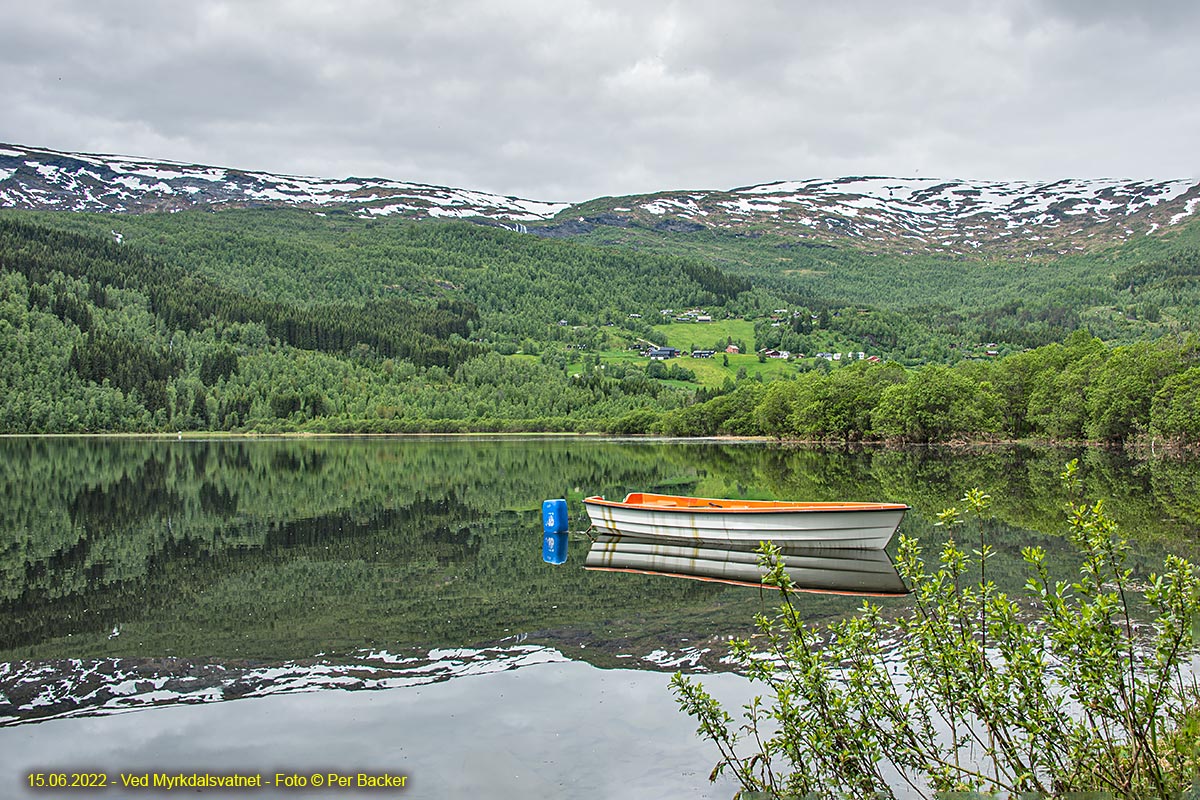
[2,436,1199,797]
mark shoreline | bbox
[0,430,1194,455]
[0,430,1151,446]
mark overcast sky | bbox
[4,1,1198,202]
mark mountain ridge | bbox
[0,142,568,222]
[3,141,1199,256]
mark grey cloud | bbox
[2,0,1197,201]
[1039,0,1200,34]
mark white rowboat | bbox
[583,492,909,549]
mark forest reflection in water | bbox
[2,436,1200,727]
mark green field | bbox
[651,318,757,352]
[593,348,797,389]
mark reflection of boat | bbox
[584,535,908,596]
[583,493,909,549]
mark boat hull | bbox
[583,493,908,549]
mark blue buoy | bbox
[542,499,568,534]
[542,499,569,564]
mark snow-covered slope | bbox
[2,142,1198,255]
[576,175,1200,255]
[0,143,568,221]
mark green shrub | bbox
[673,462,1200,799]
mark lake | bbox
[2,437,1199,797]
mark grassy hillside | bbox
[652,318,757,350]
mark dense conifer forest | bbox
[2,207,1199,443]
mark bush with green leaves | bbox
[673,461,1200,799]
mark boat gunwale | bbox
[583,493,910,515]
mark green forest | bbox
[657,331,1200,443]
[2,206,1200,442]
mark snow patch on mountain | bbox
[731,176,1195,223]
[0,143,569,222]
[1171,197,1200,226]
[3,142,1198,255]
[642,197,708,216]
[698,176,1200,252]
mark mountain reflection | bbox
[2,438,1200,726]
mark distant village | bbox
[637,307,882,364]
[554,306,1005,367]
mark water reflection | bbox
[2,437,1200,726]
[584,534,908,596]
[0,644,566,726]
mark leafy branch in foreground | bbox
[672,461,1200,799]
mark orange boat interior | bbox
[586,492,909,513]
